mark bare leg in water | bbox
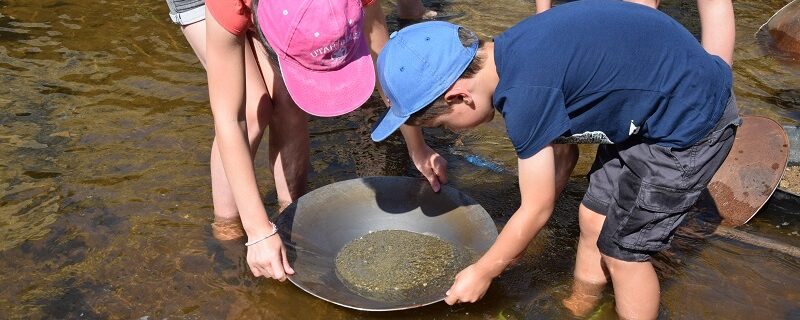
[564,204,661,319]
[181,20,307,240]
[249,33,310,214]
[553,144,578,196]
[563,204,610,317]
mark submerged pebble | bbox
[335,230,472,302]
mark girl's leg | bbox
[202,26,272,240]
[180,20,207,68]
[364,0,390,104]
[179,19,246,236]
[364,0,389,63]
[249,35,310,211]
[563,204,609,317]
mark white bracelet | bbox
[245,222,278,247]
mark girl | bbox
[164,0,305,243]
[204,0,388,281]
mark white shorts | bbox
[165,0,205,26]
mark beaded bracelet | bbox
[244,222,279,247]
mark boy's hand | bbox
[443,263,494,305]
[246,232,295,281]
[410,145,448,192]
[442,146,558,305]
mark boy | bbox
[370,0,740,318]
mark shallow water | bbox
[1,0,798,319]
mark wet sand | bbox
[780,166,800,195]
[335,230,470,302]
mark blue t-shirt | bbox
[493,0,732,158]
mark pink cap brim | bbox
[278,36,376,117]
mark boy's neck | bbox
[473,42,499,102]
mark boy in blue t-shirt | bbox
[370,0,740,317]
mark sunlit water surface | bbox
[1,0,798,318]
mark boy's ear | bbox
[444,87,473,107]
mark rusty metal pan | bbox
[758,0,799,33]
[708,116,790,227]
[275,176,498,311]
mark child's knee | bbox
[246,95,271,127]
[578,204,605,239]
[578,223,601,244]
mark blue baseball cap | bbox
[370,21,479,142]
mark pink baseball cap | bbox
[255,0,375,117]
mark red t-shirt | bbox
[208,0,376,36]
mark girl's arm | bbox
[205,7,293,280]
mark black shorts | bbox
[582,93,741,262]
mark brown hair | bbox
[407,28,485,126]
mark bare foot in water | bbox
[211,216,246,241]
[562,295,598,317]
[562,279,605,317]
[397,0,438,20]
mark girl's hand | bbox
[246,229,295,281]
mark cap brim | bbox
[370,108,410,142]
[279,36,376,117]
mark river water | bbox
[1,0,798,318]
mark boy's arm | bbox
[401,125,449,192]
[444,145,557,305]
[206,8,293,280]
[697,0,735,66]
[363,3,448,191]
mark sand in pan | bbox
[335,230,473,302]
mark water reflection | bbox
[1,0,798,318]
